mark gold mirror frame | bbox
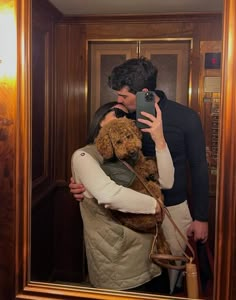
[13,0,236,299]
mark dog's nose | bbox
[128,150,135,155]
[128,150,138,161]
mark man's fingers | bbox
[74,194,84,201]
[69,183,85,190]
[200,237,208,244]
[187,227,193,237]
[155,102,161,114]
[70,177,75,184]
[70,188,84,193]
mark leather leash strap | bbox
[120,159,195,270]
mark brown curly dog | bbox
[95,117,170,256]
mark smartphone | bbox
[136,91,156,129]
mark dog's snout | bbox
[129,150,135,155]
[128,150,139,161]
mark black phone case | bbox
[136,91,156,129]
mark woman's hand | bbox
[137,102,166,150]
[69,177,85,201]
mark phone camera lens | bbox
[145,92,154,102]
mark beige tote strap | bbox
[120,159,195,269]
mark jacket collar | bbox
[155,90,167,110]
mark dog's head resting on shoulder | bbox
[95,118,142,161]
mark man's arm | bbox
[185,110,209,243]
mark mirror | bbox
[31,0,221,296]
[9,0,236,299]
[32,0,221,298]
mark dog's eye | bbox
[126,134,132,139]
[116,140,122,145]
[146,174,156,182]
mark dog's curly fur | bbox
[95,117,170,255]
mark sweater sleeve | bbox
[71,149,157,214]
[155,145,174,189]
[185,111,209,221]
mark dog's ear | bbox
[95,128,114,160]
[127,119,142,139]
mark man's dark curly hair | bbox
[108,56,158,94]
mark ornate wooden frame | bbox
[11,0,236,299]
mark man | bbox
[70,56,209,292]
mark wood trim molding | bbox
[15,0,31,295]
[62,13,222,25]
[5,0,236,300]
[214,0,236,299]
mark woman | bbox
[71,101,174,291]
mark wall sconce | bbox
[0,3,17,81]
[0,2,16,144]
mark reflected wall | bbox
[31,1,222,298]
[1,0,236,299]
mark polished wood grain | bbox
[214,0,236,299]
[31,0,61,199]
[57,13,222,117]
[31,0,85,284]
[0,0,235,299]
[54,23,88,181]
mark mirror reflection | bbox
[31,0,223,299]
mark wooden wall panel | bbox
[32,29,49,182]
[215,0,236,298]
[1,0,236,298]
[66,24,87,179]
[32,0,61,196]
[31,194,54,281]
[52,187,85,283]
[31,0,86,284]
[32,0,62,29]
[50,23,87,281]
[31,186,85,283]
[53,24,68,181]
[31,0,62,282]
[0,0,233,298]
[59,13,222,117]
[54,24,87,181]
